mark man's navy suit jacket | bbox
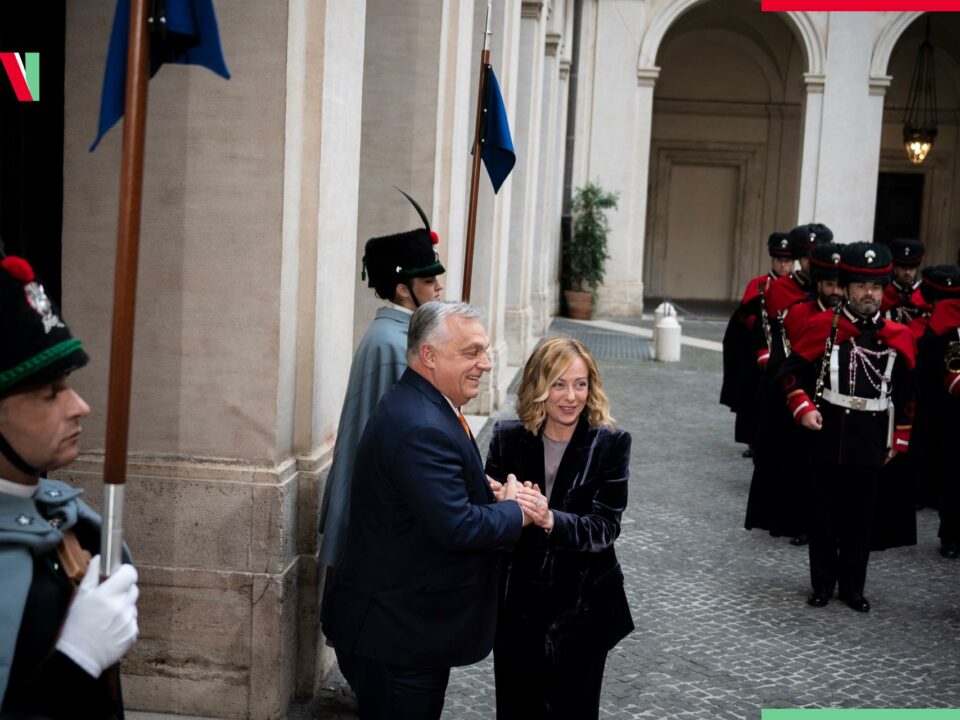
[322,368,523,669]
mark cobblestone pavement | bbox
[296,313,960,719]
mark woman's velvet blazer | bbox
[485,415,634,661]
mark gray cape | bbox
[318,306,410,567]
[0,478,103,705]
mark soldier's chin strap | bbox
[403,279,421,309]
[0,431,41,477]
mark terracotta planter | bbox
[563,289,593,320]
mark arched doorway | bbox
[875,12,960,265]
[643,0,807,303]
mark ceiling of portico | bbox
[654,0,804,106]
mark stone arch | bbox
[871,11,924,80]
[638,0,824,76]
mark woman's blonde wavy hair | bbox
[515,337,613,434]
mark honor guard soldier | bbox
[721,231,794,455]
[782,243,845,352]
[318,190,446,570]
[0,255,139,717]
[882,238,930,325]
[914,266,960,557]
[765,223,833,328]
[744,224,833,545]
[778,242,917,612]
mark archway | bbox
[641,0,811,302]
[874,12,960,265]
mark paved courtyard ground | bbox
[141,309,960,720]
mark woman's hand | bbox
[517,485,553,530]
[489,473,521,502]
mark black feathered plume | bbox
[395,187,431,233]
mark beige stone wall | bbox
[60,0,366,717]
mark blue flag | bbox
[480,65,515,194]
[91,0,231,151]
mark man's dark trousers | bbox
[808,460,879,597]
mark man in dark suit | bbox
[322,301,529,719]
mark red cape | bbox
[783,300,829,343]
[909,316,929,340]
[741,274,770,305]
[767,274,808,318]
[929,298,960,336]
[791,311,917,369]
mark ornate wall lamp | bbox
[902,16,938,165]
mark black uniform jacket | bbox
[778,311,916,467]
[485,416,634,662]
[321,369,523,670]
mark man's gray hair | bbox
[407,301,482,362]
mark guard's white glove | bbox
[55,555,139,678]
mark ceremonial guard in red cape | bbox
[743,227,833,542]
[0,255,139,717]
[913,266,960,557]
[318,190,446,570]
[778,242,917,612]
[881,238,931,326]
[764,223,833,326]
[721,232,794,455]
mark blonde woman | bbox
[485,337,634,720]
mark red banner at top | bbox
[763,0,960,9]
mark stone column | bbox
[60,1,366,717]
[796,73,825,226]
[504,0,547,366]
[573,0,650,317]
[463,0,522,413]
[531,17,566,338]
[807,13,884,241]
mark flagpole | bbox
[101,0,150,580]
[462,2,492,303]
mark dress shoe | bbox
[844,594,870,612]
[790,534,809,547]
[939,542,960,559]
[807,592,830,607]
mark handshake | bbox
[488,474,554,532]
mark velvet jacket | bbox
[485,416,634,662]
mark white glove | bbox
[55,555,139,678]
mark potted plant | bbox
[562,181,618,319]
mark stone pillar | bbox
[60,1,366,717]
[463,0,522,413]
[796,72,826,226]
[573,0,650,317]
[531,18,566,338]
[504,0,547,366]
[807,13,884,241]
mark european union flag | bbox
[91,0,231,151]
[479,65,515,194]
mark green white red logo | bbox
[0,52,39,102]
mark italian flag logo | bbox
[1,52,39,102]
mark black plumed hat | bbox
[889,238,925,267]
[362,189,445,292]
[767,232,792,259]
[839,242,893,287]
[0,255,88,396]
[809,242,842,283]
[920,265,960,302]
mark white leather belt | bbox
[821,388,891,412]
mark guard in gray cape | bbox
[0,254,139,718]
[317,190,446,569]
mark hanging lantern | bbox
[902,17,938,165]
